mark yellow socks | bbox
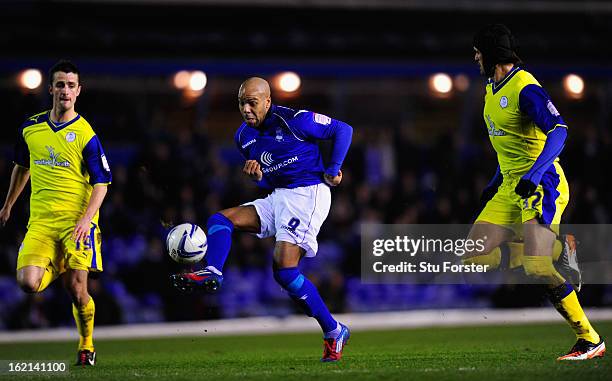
[502,239,562,269]
[72,297,95,351]
[552,239,563,262]
[505,242,524,269]
[548,284,600,344]
[462,249,501,269]
[523,255,565,287]
[462,241,539,271]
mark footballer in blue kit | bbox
[171,77,353,362]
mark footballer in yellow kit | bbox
[0,61,111,366]
[16,110,108,273]
[477,65,569,229]
[463,24,605,360]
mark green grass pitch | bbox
[0,321,609,380]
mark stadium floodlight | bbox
[189,71,207,92]
[454,74,470,92]
[430,73,453,95]
[564,74,584,98]
[20,69,42,90]
[277,71,301,93]
[173,70,191,89]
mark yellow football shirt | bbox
[483,67,568,175]
[15,111,112,223]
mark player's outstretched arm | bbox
[72,184,108,242]
[0,164,30,226]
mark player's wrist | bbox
[521,173,540,186]
[324,169,339,177]
[80,213,94,223]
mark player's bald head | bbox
[238,77,271,99]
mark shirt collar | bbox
[259,104,278,130]
[492,66,522,94]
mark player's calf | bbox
[64,269,91,306]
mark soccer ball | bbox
[166,223,208,264]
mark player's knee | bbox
[272,242,303,269]
[273,253,299,269]
[17,278,40,294]
[16,271,41,293]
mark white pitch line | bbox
[1,307,611,343]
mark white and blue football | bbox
[166,223,208,264]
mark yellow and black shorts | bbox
[476,162,569,232]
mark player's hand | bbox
[0,206,10,227]
[324,169,343,187]
[72,217,92,243]
[515,178,537,198]
[243,160,263,182]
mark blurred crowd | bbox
[1,75,611,330]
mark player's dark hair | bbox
[48,59,80,85]
[473,24,523,77]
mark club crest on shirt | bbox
[66,131,76,142]
[499,96,509,108]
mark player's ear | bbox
[265,96,271,111]
[48,84,53,95]
[75,84,81,97]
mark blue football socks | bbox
[274,267,338,334]
[204,213,234,272]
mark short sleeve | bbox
[13,128,30,168]
[83,135,112,185]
